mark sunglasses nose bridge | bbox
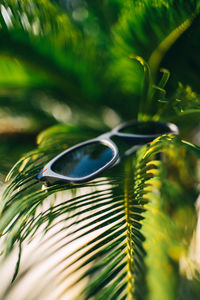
[97,134,118,151]
[97,131,113,140]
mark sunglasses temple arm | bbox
[112,144,143,167]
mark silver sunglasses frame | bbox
[37,121,179,184]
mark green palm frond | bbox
[0,0,130,123]
[110,0,200,117]
[0,57,46,89]
[1,0,200,122]
[162,14,200,93]
[112,0,199,74]
[0,0,106,104]
[1,125,200,299]
[53,0,123,33]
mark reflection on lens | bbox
[119,122,170,135]
[51,142,114,179]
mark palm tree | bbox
[0,0,200,299]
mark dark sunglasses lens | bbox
[119,122,170,135]
[51,142,115,179]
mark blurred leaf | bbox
[110,0,200,116]
[0,57,46,88]
[0,0,106,103]
[162,14,200,94]
[156,83,200,132]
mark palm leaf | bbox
[2,0,200,121]
[0,0,107,105]
[1,125,200,299]
[0,0,136,121]
[110,0,200,117]
[52,0,123,33]
[154,82,200,130]
[0,57,46,89]
[162,14,200,93]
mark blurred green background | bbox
[0,0,199,183]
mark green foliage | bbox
[1,130,200,299]
[0,0,200,299]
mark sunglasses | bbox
[37,121,179,185]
